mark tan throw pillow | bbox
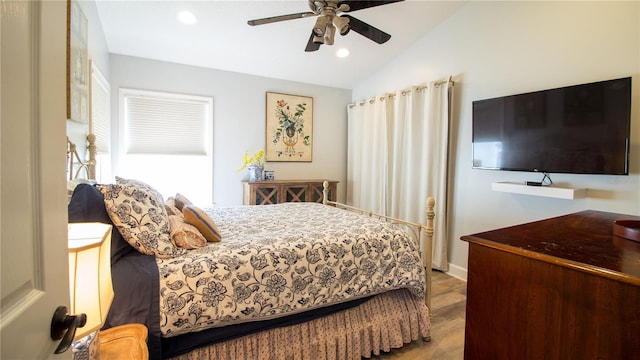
[98,183,184,258]
[168,215,206,249]
[183,205,222,242]
[165,196,177,208]
[174,193,193,210]
[165,204,182,217]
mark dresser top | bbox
[462,210,640,286]
[242,179,338,184]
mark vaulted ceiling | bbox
[95,0,466,89]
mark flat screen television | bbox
[472,77,631,175]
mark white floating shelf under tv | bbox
[491,182,587,200]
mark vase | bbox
[247,166,264,182]
[285,125,296,138]
[282,125,299,155]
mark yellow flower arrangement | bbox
[237,149,265,172]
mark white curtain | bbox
[347,80,451,271]
[347,96,391,212]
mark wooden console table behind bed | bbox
[462,210,640,359]
[243,179,338,205]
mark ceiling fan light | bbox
[333,16,349,35]
[336,48,350,58]
[336,3,350,12]
[308,0,322,13]
[313,16,330,36]
[177,11,197,25]
[324,24,336,45]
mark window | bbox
[117,88,213,204]
[90,62,111,182]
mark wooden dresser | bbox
[461,210,640,359]
[242,179,338,205]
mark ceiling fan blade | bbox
[342,15,391,44]
[338,0,404,13]
[248,11,316,26]
[305,31,321,52]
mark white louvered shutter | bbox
[123,90,210,155]
[90,63,110,153]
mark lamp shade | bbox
[67,222,114,341]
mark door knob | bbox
[50,305,87,354]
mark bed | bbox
[67,134,435,360]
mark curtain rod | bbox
[348,76,454,108]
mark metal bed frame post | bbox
[67,133,97,181]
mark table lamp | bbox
[51,222,113,358]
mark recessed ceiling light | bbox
[336,48,350,58]
[177,11,197,25]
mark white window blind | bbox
[122,89,211,155]
[90,63,110,153]
[117,88,214,204]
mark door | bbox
[1,1,71,359]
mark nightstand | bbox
[99,324,149,360]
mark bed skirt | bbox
[169,288,431,360]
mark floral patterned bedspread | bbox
[156,202,426,337]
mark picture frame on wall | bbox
[67,0,89,124]
[265,92,313,162]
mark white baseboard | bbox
[443,263,467,282]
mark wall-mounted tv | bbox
[472,77,631,175]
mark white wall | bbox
[67,0,110,150]
[353,1,640,279]
[109,55,351,206]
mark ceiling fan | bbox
[247,0,404,52]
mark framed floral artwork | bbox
[67,0,89,123]
[265,92,313,162]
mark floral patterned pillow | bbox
[165,204,183,217]
[168,215,206,249]
[115,176,164,201]
[165,196,177,207]
[97,183,184,258]
[165,197,183,217]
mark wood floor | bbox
[371,270,467,360]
